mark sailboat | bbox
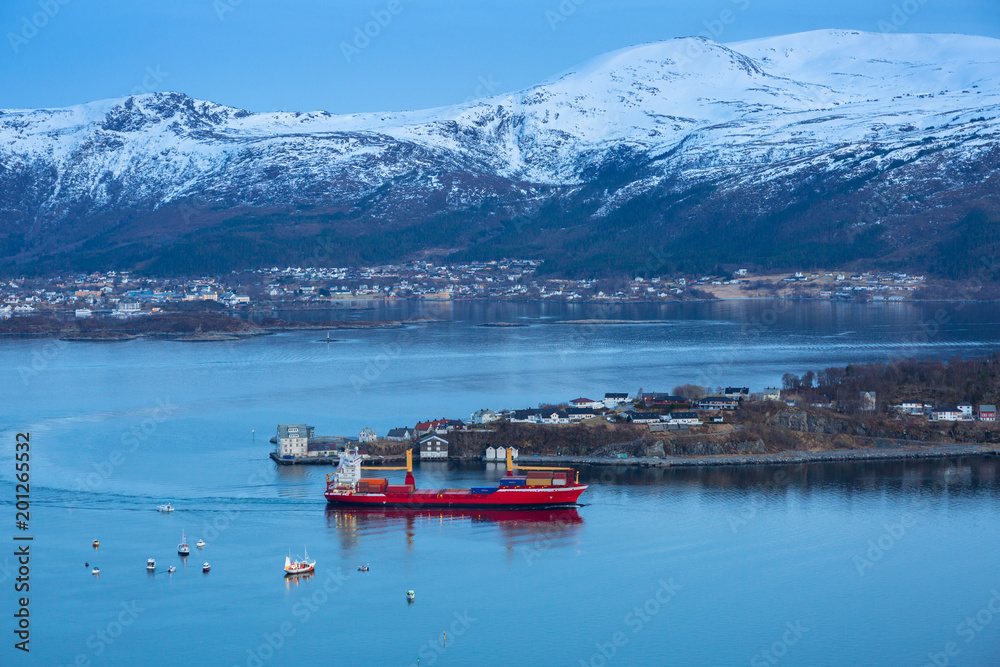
[284,547,316,576]
[177,531,190,556]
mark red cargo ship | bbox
[324,448,587,508]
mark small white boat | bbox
[406,590,415,602]
[284,548,316,576]
[92,567,100,575]
[146,558,156,572]
[202,562,211,573]
[167,566,176,573]
[196,539,206,549]
[178,530,190,556]
[157,503,174,513]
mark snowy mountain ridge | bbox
[2,29,1000,275]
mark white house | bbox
[276,424,313,458]
[604,393,630,409]
[484,446,497,461]
[358,427,378,443]
[75,308,92,319]
[470,408,500,424]
[929,406,963,422]
[957,403,974,417]
[664,411,702,425]
[761,388,781,401]
[898,401,924,415]
[570,397,605,410]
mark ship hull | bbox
[324,485,587,508]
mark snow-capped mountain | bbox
[2,29,999,275]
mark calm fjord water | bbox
[2,300,1000,666]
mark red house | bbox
[980,405,997,422]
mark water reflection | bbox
[325,507,583,551]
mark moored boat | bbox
[324,448,587,508]
[92,539,99,548]
[178,531,190,556]
[92,567,100,575]
[196,539,206,549]
[284,548,316,576]
[157,503,173,513]
[202,562,211,573]
[146,558,156,572]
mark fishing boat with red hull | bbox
[324,448,587,508]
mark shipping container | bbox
[386,485,414,494]
[470,487,497,494]
[526,478,552,487]
[552,478,567,486]
[526,471,553,479]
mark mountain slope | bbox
[2,29,999,276]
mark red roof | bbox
[415,418,449,431]
[571,398,595,404]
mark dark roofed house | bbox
[419,435,449,459]
[696,396,739,410]
[386,427,415,441]
[604,393,630,408]
[724,387,750,399]
[627,411,660,424]
[639,392,689,407]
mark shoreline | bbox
[507,443,1000,468]
[272,443,1000,469]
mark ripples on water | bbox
[2,301,1000,664]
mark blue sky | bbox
[2,0,998,113]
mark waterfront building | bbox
[276,424,314,457]
[979,405,997,422]
[419,435,449,459]
[359,427,378,443]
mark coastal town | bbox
[272,382,998,464]
[0,262,929,319]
